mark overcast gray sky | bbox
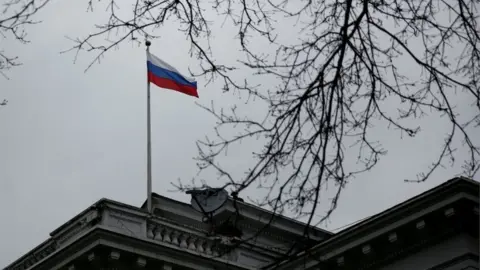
[0,0,478,267]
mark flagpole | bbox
[146,39,153,214]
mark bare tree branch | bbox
[0,0,50,77]
[66,0,480,262]
[0,0,50,108]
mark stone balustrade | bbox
[146,221,237,261]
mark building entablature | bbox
[6,194,319,270]
[6,177,477,270]
[273,177,479,270]
[146,192,332,243]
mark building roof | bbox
[271,176,479,269]
[5,176,477,270]
[143,191,333,239]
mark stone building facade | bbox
[4,177,478,270]
[275,177,479,270]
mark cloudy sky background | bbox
[1,0,478,266]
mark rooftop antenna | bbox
[186,187,228,233]
[187,188,228,218]
[187,187,244,244]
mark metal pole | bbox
[146,39,152,214]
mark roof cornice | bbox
[271,176,479,269]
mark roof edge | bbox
[143,192,333,236]
[271,176,478,269]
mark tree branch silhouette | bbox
[67,0,480,262]
[0,0,50,78]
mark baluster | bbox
[171,231,179,246]
[179,233,188,248]
[147,225,154,239]
[205,241,213,255]
[187,236,197,250]
[212,246,219,257]
[197,239,205,253]
[150,224,160,240]
[163,228,171,243]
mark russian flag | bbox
[147,52,199,98]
